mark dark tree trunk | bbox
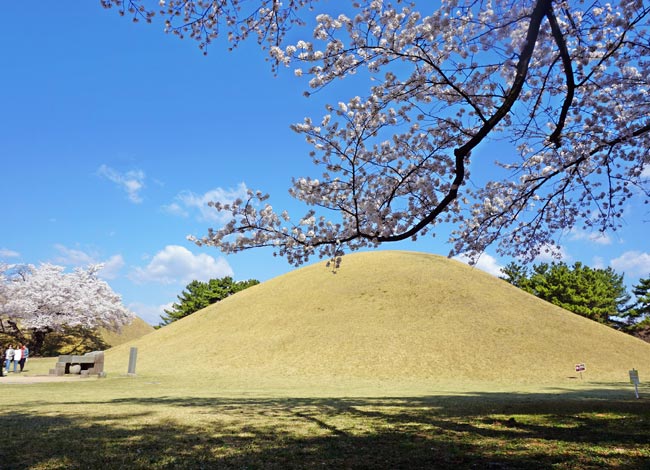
[5,320,28,345]
[29,328,51,357]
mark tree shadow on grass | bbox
[2,386,649,469]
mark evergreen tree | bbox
[505,262,630,324]
[499,262,531,290]
[629,276,650,323]
[158,277,259,327]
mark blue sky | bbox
[1,1,649,325]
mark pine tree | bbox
[158,277,259,327]
[630,276,650,322]
[499,262,531,290]
[517,262,629,324]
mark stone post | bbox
[127,347,138,376]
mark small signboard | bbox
[575,363,586,373]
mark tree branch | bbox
[375,0,553,243]
[546,7,575,147]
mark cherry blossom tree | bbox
[1,263,134,355]
[105,0,650,266]
[0,263,10,333]
[0,263,30,337]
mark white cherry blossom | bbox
[105,0,650,265]
[1,263,134,351]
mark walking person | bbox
[5,345,14,373]
[0,345,4,377]
[19,344,29,372]
[13,345,22,373]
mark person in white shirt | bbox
[13,346,22,373]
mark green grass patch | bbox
[1,359,649,469]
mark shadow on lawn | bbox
[1,386,649,469]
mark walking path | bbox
[0,373,85,384]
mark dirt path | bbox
[0,373,88,384]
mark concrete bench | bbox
[50,351,105,377]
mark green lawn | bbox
[1,358,649,469]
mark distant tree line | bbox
[158,277,259,328]
[501,262,650,341]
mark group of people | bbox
[1,344,29,377]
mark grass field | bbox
[2,252,650,469]
[1,358,649,469]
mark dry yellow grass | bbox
[105,251,650,392]
[99,315,154,347]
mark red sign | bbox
[575,363,586,372]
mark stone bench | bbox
[50,351,105,377]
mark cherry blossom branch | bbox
[545,7,575,147]
[105,1,650,265]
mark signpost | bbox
[575,363,586,380]
[629,369,640,399]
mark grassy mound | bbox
[100,315,154,348]
[105,251,650,390]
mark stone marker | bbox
[128,347,138,376]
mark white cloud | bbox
[98,164,146,203]
[591,256,606,270]
[533,243,570,263]
[128,301,173,326]
[52,244,124,279]
[161,202,189,218]
[610,251,650,278]
[569,229,612,245]
[454,252,504,277]
[0,248,20,259]
[641,164,650,178]
[99,255,126,280]
[129,245,233,285]
[457,244,570,276]
[53,244,95,266]
[164,183,249,223]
